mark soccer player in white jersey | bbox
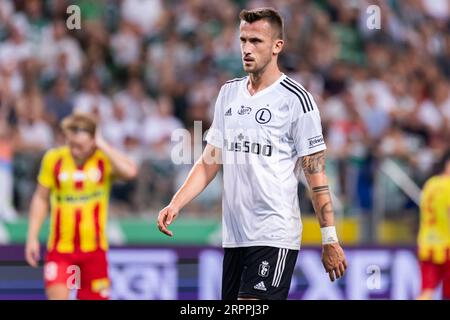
[158,7,347,300]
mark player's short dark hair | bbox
[239,7,284,40]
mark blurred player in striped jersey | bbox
[417,149,450,300]
[25,113,137,300]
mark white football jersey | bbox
[206,74,326,250]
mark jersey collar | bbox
[241,73,286,99]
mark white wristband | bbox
[321,226,338,245]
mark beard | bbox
[242,56,271,75]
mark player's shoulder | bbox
[94,148,108,160]
[224,76,247,85]
[423,175,450,191]
[422,176,435,189]
[221,76,247,91]
[93,148,113,167]
[42,146,69,163]
[277,76,317,115]
[436,175,450,188]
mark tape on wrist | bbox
[321,226,338,245]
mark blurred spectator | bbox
[40,20,83,81]
[24,0,49,47]
[0,0,14,37]
[121,0,164,36]
[77,0,109,47]
[437,34,450,78]
[0,58,23,106]
[142,95,183,159]
[135,95,183,210]
[386,75,416,125]
[106,102,140,214]
[113,77,155,122]
[417,79,450,136]
[377,123,411,161]
[361,91,391,140]
[421,0,449,21]
[84,43,113,87]
[376,122,415,213]
[44,76,75,126]
[0,119,17,221]
[74,72,113,122]
[13,94,53,153]
[0,14,32,64]
[110,21,142,68]
[11,85,53,212]
[101,101,138,152]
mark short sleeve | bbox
[37,150,55,189]
[205,86,225,148]
[96,150,114,182]
[103,153,114,180]
[291,98,327,157]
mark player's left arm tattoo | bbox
[301,150,325,174]
[298,150,335,227]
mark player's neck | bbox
[247,64,282,95]
[71,150,95,168]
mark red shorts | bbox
[420,260,450,299]
[44,249,110,300]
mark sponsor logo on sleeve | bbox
[308,135,325,149]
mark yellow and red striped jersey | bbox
[38,146,113,254]
[418,175,450,264]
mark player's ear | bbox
[273,39,284,55]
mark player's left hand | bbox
[321,242,347,282]
[25,238,40,268]
[157,205,179,237]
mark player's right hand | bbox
[25,238,40,268]
[322,242,347,282]
[157,205,179,237]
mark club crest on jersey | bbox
[258,261,270,277]
[238,106,252,115]
[255,108,272,124]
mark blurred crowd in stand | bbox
[0,0,449,228]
